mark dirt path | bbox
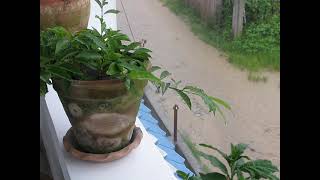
[117,0,280,168]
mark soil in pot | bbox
[53,78,147,154]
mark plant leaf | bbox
[60,51,79,61]
[40,80,48,96]
[176,170,201,180]
[92,27,101,35]
[74,37,89,49]
[94,0,102,8]
[128,71,160,83]
[199,144,229,162]
[134,47,152,53]
[170,88,192,110]
[237,171,246,180]
[161,82,170,95]
[171,79,182,88]
[113,34,130,41]
[76,58,99,70]
[160,70,171,79]
[230,143,248,162]
[55,39,70,55]
[127,80,143,96]
[132,52,151,61]
[176,170,189,179]
[199,172,227,180]
[101,21,107,34]
[40,56,51,66]
[40,71,51,83]
[58,64,82,76]
[82,32,107,51]
[197,150,229,176]
[118,61,141,71]
[210,96,231,110]
[190,176,202,180]
[46,66,71,81]
[102,0,108,5]
[95,15,101,20]
[106,62,119,75]
[150,66,161,72]
[75,51,102,61]
[211,104,227,125]
[183,86,217,113]
[125,42,141,51]
[104,9,120,14]
[240,156,251,160]
[239,160,279,180]
[231,158,246,178]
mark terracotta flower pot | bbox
[40,0,90,33]
[53,79,147,154]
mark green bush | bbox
[245,0,280,23]
[177,143,279,180]
[161,0,280,72]
[232,15,280,54]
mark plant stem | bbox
[100,3,103,35]
[230,162,235,180]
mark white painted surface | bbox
[40,0,178,179]
[40,97,70,180]
[148,133,158,144]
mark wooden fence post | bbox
[200,0,209,23]
[184,0,223,27]
[208,0,223,26]
[184,0,189,6]
[232,0,245,38]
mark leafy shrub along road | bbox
[161,0,280,72]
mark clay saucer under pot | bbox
[63,126,143,162]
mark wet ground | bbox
[117,0,280,169]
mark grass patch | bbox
[247,72,268,83]
[160,0,280,72]
[228,52,280,72]
[181,133,210,173]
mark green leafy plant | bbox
[177,143,279,180]
[181,133,211,173]
[40,0,230,119]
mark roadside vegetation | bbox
[160,0,280,74]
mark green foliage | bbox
[160,0,280,72]
[245,0,280,23]
[247,72,268,83]
[196,151,228,175]
[215,0,280,57]
[40,27,75,95]
[177,170,202,180]
[232,15,280,55]
[177,143,279,180]
[40,0,230,120]
[199,172,227,180]
[181,134,211,173]
[172,88,192,109]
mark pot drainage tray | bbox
[63,126,143,162]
